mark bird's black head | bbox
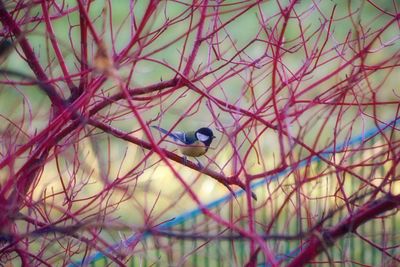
[195,127,215,146]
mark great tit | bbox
[151,126,216,157]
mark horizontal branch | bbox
[149,229,305,241]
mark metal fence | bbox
[82,118,400,266]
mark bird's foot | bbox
[195,158,204,169]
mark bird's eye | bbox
[196,133,210,141]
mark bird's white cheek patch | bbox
[196,133,209,142]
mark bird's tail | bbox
[151,125,169,135]
[151,125,180,142]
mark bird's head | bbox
[195,127,215,146]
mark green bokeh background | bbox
[1,0,399,266]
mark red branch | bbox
[287,193,400,266]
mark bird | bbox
[151,125,258,200]
[151,126,215,164]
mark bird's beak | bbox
[212,136,216,139]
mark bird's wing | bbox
[181,131,197,145]
[151,126,190,144]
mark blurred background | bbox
[0,0,399,266]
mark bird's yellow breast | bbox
[179,141,208,157]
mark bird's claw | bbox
[182,156,204,169]
[195,158,204,169]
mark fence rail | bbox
[81,118,400,266]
